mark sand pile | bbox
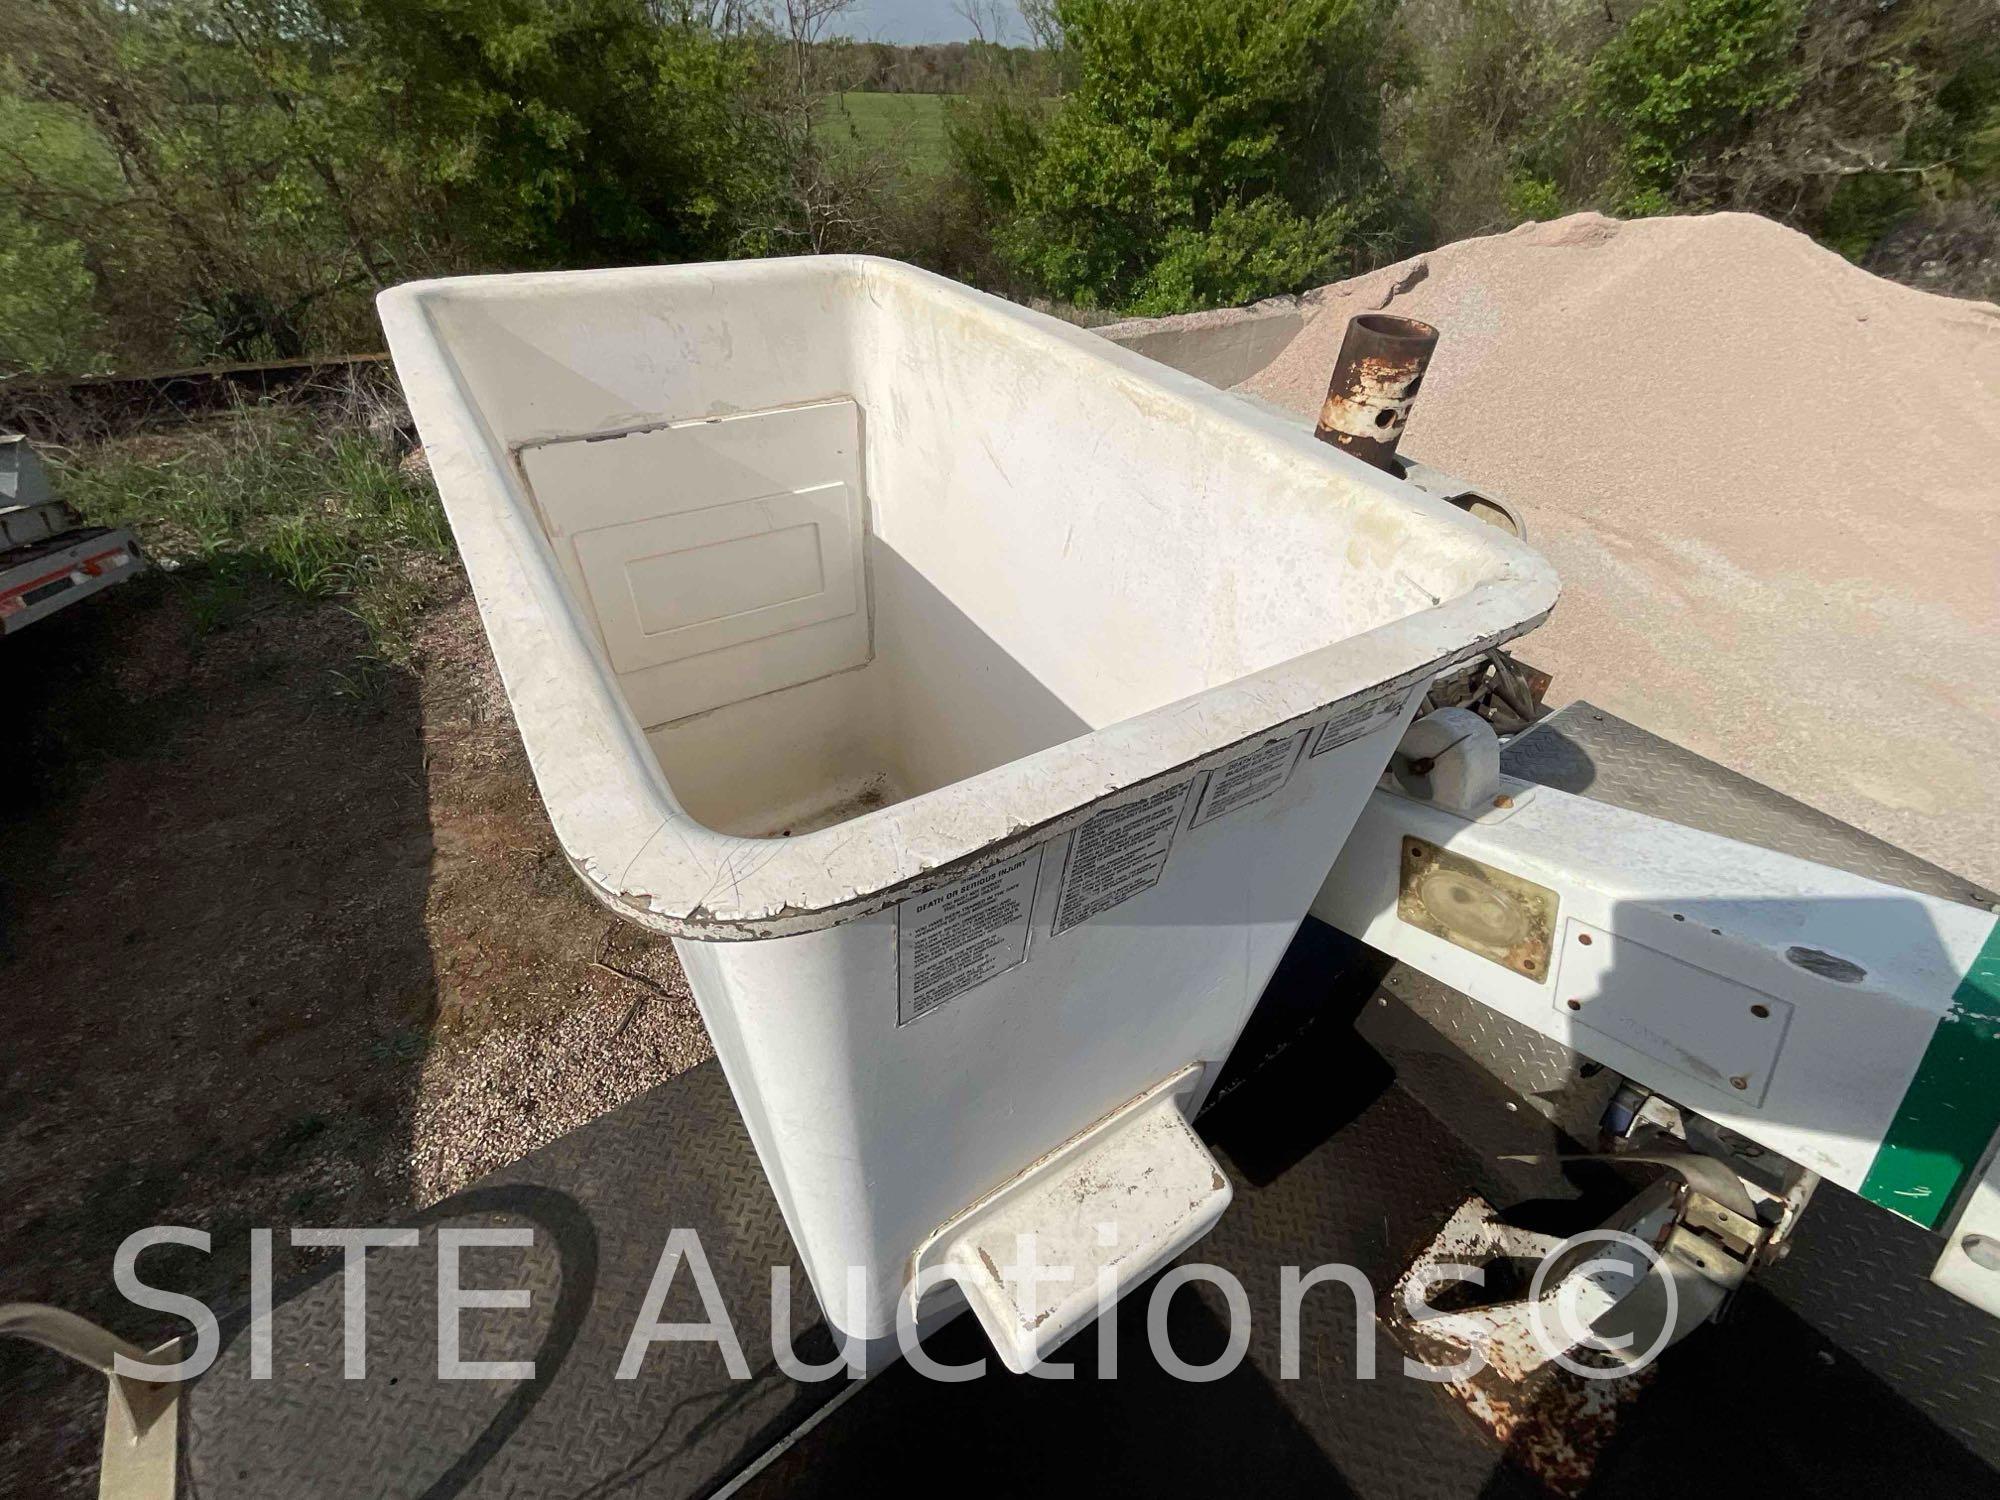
[1239,212,2000,890]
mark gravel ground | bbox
[398,591,714,1204]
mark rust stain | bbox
[1397,836,1558,979]
[1390,1300,1650,1496]
[1313,313,1440,472]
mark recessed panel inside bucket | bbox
[518,395,1100,838]
[517,399,868,728]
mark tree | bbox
[976,0,1398,313]
[0,0,786,369]
[748,0,893,254]
[2,0,419,362]
[342,0,774,268]
[1589,0,1805,208]
[1382,0,1610,244]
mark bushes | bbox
[3,0,1996,374]
[0,218,101,377]
[963,0,1993,312]
[0,0,782,374]
[345,0,774,270]
[1381,0,1999,281]
[2,0,431,368]
[1125,196,1369,315]
[1381,0,1606,243]
[975,0,1396,313]
[1589,0,1805,205]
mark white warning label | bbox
[1191,729,1310,828]
[1052,777,1197,936]
[1311,690,1406,757]
[896,846,1045,1024]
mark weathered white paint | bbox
[1315,780,1996,1198]
[379,256,1555,1344]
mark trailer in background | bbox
[0,433,146,635]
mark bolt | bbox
[1963,1234,2000,1273]
[1567,999,1582,1011]
[1751,1004,1771,1019]
[1730,1076,1749,1091]
[1578,933,1593,946]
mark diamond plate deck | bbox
[743,965,2000,1499]
[179,1061,846,1499]
[736,998,1577,1500]
[1502,704,1997,909]
[134,703,2000,1497]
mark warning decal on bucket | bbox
[897,845,1046,1025]
[1052,776,1198,936]
[1311,689,1406,757]
[1190,729,1311,828]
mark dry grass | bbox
[44,385,453,696]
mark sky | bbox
[835,0,1025,44]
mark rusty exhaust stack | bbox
[1314,313,1439,473]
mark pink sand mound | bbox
[1243,212,2000,888]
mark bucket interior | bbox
[426,262,1500,839]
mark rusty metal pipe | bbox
[1313,313,1439,472]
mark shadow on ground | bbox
[0,568,704,1495]
[0,572,438,1490]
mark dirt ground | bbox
[0,567,711,1495]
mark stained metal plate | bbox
[1398,835,1558,979]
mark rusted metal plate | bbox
[1398,836,1558,979]
[1384,1196,1656,1498]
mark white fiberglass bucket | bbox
[379,257,1557,1360]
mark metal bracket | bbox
[1314,754,2000,1249]
[1,1302,179,1498]
[1390,1148,1781,1493]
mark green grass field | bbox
[821,92,955,176]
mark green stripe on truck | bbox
[1861,915,2000,1229]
